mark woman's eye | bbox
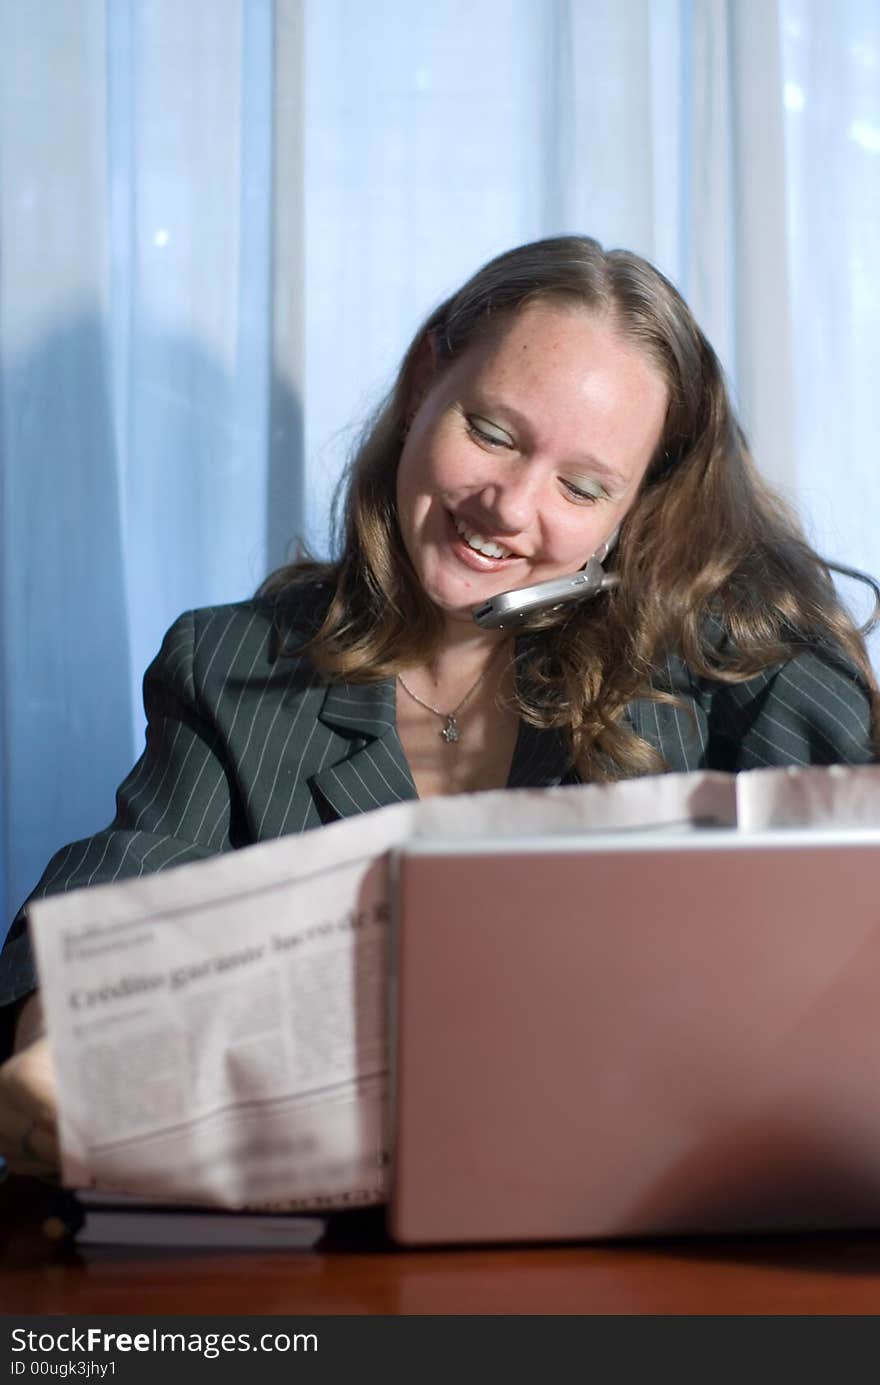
[467,416,514,448]
[561,479,605,505]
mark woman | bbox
[1,234,877,1177]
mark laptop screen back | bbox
[388,831,880,1245]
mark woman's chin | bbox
[415,554,520,626]
[422,592,478,623]
[417,581,485,626]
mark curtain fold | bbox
[1,0,877,924]
[780,0,880,640]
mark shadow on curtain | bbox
[0,314,133,925]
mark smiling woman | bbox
[1,234,878,1176]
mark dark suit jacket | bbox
[1,593,874,1013]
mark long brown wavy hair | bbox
[261,235,880,778]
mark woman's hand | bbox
[0,993,60,1176]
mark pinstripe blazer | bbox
[0,589,874,1015]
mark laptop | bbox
[387,829,880,1245]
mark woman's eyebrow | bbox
[471,395,629,489]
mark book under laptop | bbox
[387,828,880,1245]
[50,1189,327,1249]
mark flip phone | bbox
[472,531,618,629]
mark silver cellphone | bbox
[472,559,618,628]
[471,530,619,630]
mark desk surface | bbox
[4,1178,880,1315]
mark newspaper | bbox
[27,764,880,1210]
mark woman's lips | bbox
[446,511,522,572]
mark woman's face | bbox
[395,300,668,626]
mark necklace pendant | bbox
[440,714,460,744]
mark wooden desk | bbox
[4,1176,880,1315]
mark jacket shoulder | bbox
[627,640,875,772]
[154,584,333,687]
[706,648,874,768]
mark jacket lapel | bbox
[310,678,418,821]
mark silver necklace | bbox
[397,648,506,745]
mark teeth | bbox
[454,517,513,560]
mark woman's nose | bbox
[474,468,543,534]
